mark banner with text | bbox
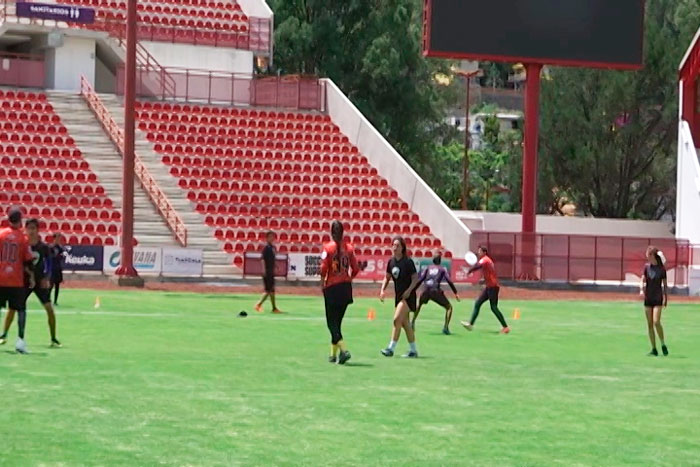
[16,2,95,24]
[62,245,103,272]
[162,248,203,275]
[103,246,162,273]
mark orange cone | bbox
[513,308,520,320]
[367,308,376,321]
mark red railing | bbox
[0,1,272,54]
[116,68,327,111]
[470,232,691,287]
[105,22,177,100]
[0,51,45,88]
[79,76,188,246]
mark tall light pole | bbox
[454,69,482,210]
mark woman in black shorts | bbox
[379,237,420,358]
[640,246,669,356]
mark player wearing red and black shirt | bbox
[0,207,35,353]
[1,218,61,348]
[320,221,361,365]
[461,246,510,333]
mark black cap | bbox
[7,207,22,225]
[238,311,248,317]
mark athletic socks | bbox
[330,344,339,358]
[387,340,397,351]
[409,342,417,353]
[337,340,347,352]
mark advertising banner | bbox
[103,246,162,273]
[16,2,95,24]
[162,248,203,275]
[62,245,103,272]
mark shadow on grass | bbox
[3,350,49,357]
[343,362,374,368]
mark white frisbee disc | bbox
[465,251,478,266]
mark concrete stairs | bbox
[98,94,238,276]
[48,91,178,249]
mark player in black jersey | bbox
[640,246,668,356]
[0,219,61,347]
[379,237,420,358]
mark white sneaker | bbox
[15,338,28,354]
[461,321,474,331]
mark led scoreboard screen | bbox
[423,0,645,69]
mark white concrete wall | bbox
[456,211,674,238]
[46,35,96,91]
[676,120,700,244]
[237,0,273,18]
[323,79,472,257]
[142,41,254,75]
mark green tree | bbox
[268,0,459,179]
[538,0,697,219]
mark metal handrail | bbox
[79,76,188,246]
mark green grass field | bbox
[1,288,699,466]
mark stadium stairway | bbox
[98,94,238,276]
[48,91,177,248]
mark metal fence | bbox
[117,68,327,111]
[470,232,691,287]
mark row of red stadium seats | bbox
[173,169,387,188]
[1,170,98,184]
[194,197,409,213]
[0,112,62,124]
[146,133,352,149]
[24,206,120,221]
[165,157,368,174]
[0,192,114,208]
[185,184,396,200]
[103,1,245,17]
[0,134,75,146]
[195,203,420,222]
[204,213,424,230]
[136,102,331,122]
[138,112,335,127]
[0,157,90,171]
[0,221,118,246]
[65,0,242,11]
[0,146,82,158]
[215,229,438,246]
[156,147,363,164]
[0,101,54,113]
[0,90,47,101]
[225,242,440,259]
[140,121,338,135]
[1,122,68,134]
[99,12,250,32]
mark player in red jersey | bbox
[461,246,510,333]
[0,207,35,353]
[320,221,361,364]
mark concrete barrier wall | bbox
[676,120,700,244]
[323,79,472,257]
[456,211,674,238]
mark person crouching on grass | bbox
[461,246,510,334]
[641,246,669,357]
[320,221,361,365]
[380,237,420,358]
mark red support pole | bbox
[115,0,141,285]
[519,63,542,280]
[522,63,542,234]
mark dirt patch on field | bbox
[62,278,700,303]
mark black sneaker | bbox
[338,350,351,365]
[662,345,669,356]
[51,339,62,348]
[402,350,419,358]
[648,348,658,356]
[328,355,337,363]
[380,348,394,357]
[0,334,6,345]
[442,328,451,335]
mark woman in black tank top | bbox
[640,246,669,357]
